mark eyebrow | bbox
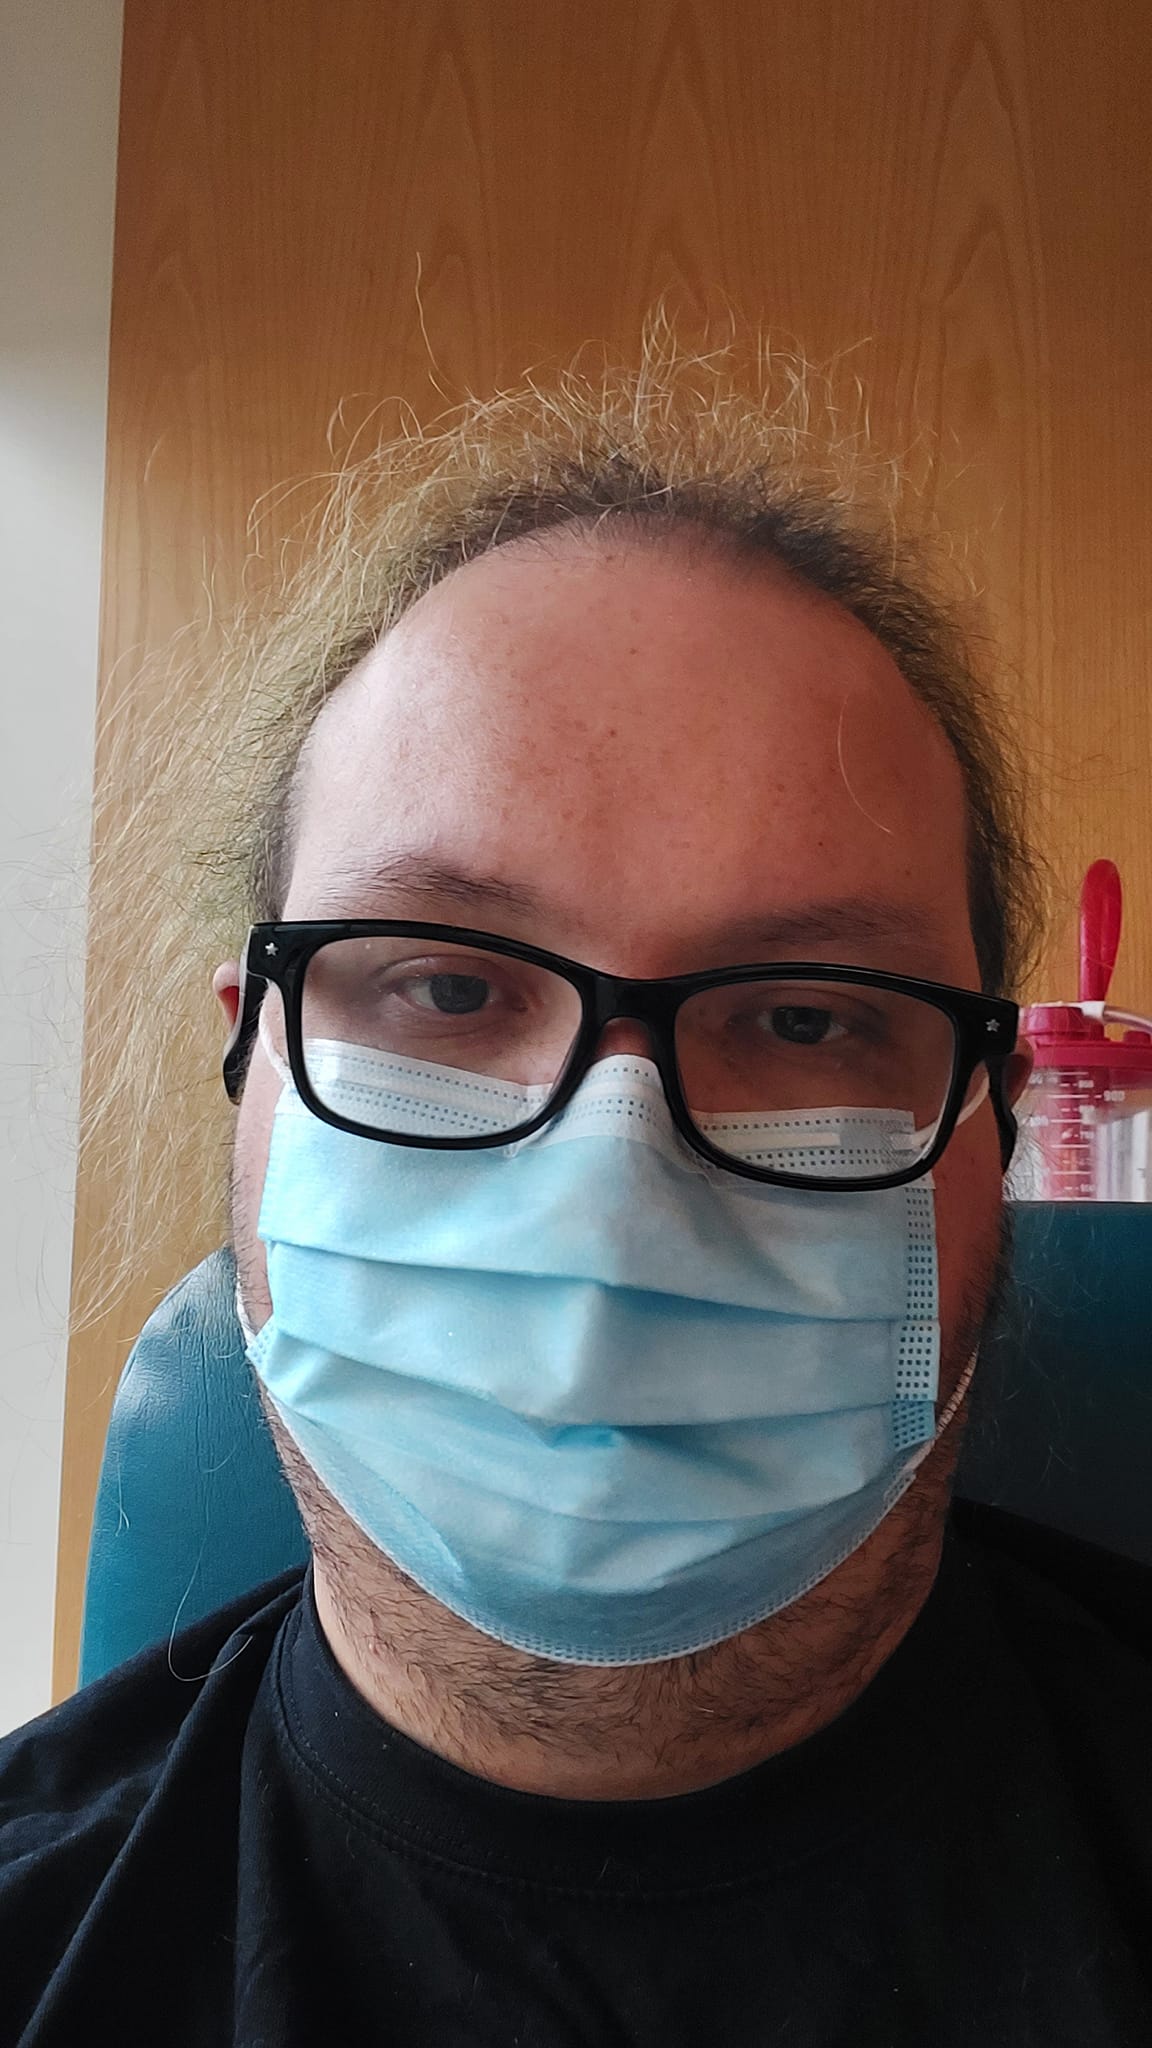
[306,852,945,961]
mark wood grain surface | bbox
[55,0,1152,1693]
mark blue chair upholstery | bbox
[78,1204,1152,1686]
[79,1249,307,1686]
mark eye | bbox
[766,1005,848,1045]
[405,972,493,1015]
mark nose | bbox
[593,1017,658,1062]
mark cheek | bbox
[930,1104,1006,1372]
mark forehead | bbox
[287,533,975,978]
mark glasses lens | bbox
[676,977,959,1181]
[299,935,583,1138]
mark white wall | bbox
[0,1,122,1735]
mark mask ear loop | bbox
[900,1069,990,1464]
[906,1069,990,1153]
[954,1068,990,1130]
[258,1003,294,1089]
[235,1276,260,1348]
[234,1007,293,1349]
[903,1347,979,1474]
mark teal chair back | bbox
[78,1203,1151,1685]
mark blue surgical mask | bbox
[244,1040,975,1666]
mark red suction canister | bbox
[1011,861,1152,1202]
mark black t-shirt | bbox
[3,1499,1151,2047]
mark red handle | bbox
[1079,860,1122,1004]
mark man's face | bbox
[220,533,1025,1407]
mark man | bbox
[3,351,1150,2046]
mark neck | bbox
[309,1479,950,1801]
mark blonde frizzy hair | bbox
[78,322,1043,1329]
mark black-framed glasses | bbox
[223,920,1020,1192]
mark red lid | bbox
[1022,863,1152,1074]
[1023,1003,1101,1042]
[1022,1003,1152,1074]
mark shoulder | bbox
[0,1566,305,1887]
[950,1497,1152,1661]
